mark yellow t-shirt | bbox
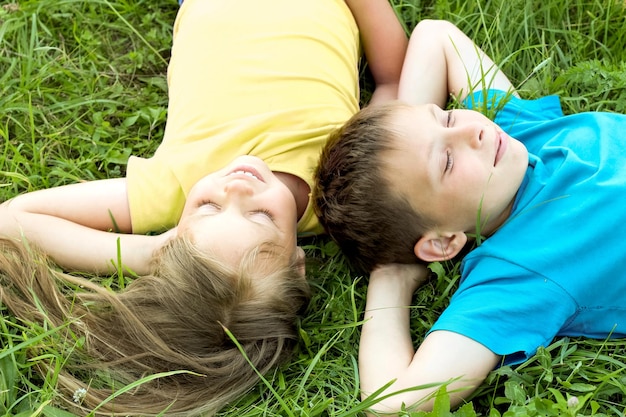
[127,0,360,235]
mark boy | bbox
[314,19,626,413]
[0,0,407,415]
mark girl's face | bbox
[383,104,528,239]
[177,155,303,273]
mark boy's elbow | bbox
[410,19,459,44]
[361,380,474,416]
[361,395,403,417]
[361,389,434,416]
[412,19,456,33]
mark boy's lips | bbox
[494,131,508,166]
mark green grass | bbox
[1,0,626,415]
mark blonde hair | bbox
[0,236,310,416]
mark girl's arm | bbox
[359,263,500,414]
[345,0,408,105]
[0,179,173,275]
[399,19,517,107]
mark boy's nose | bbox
[459,122,483,148]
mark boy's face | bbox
[177,155,302,272]
[383,104,528,238]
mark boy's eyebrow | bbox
[427,105,439,182]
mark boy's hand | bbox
[370,262,430,294]
[399,20,517,106]
[362,260,499,414]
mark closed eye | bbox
[444,150,453,173]
[446,110,453,127]
[199,199,220,209]
[252,208,275,221]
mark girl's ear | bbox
[414,231,467,262]
[295,246,306,278]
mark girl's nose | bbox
[224,179,254,197]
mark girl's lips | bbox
[226,165,265,182]
[494,131,508,166]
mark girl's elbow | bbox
[0,202,22,238]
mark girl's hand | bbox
[0,178,156,275]
[345,0,408,104]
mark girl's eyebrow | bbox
[428,104,439,120]
[429,104,446,126]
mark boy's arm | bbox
[0,179,173,275]
[359,263,500,414]
[345,0,408,105]
[399,19,517,107]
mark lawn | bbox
[1,0,626,416]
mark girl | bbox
[0,0,407,415]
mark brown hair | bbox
[313,102,434,273]
[0,236,310,416]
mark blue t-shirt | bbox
[430,90,626,365]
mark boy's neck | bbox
[483,196,517,236]
[274,172,310,220]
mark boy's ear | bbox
[295,246,306,278]
[414,231,467,262]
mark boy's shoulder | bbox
[464,89,564,125]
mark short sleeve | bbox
[464,90,563,121]
[429,256,578,365]
[126,155,186,234]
